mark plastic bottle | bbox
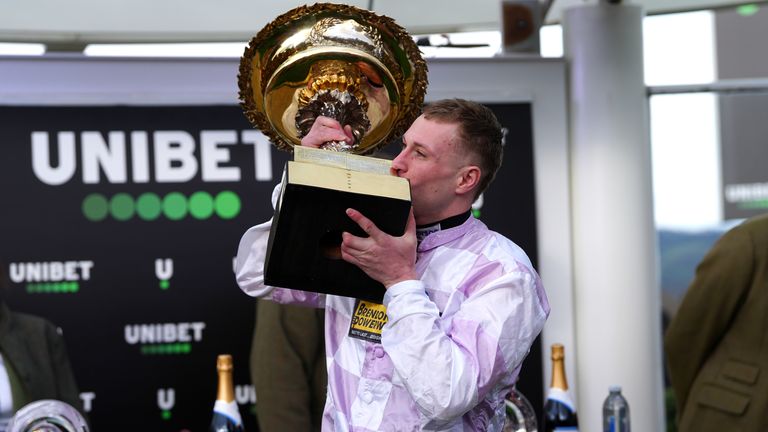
[602,385,630,432]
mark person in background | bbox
[0,261,84,430]
[665,213,768,432]
[250,299,326,431]
[236,99,549,430]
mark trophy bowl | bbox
[238,3,428,154]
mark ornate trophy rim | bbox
[237,2,428,154]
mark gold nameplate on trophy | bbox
[238,3,427,301]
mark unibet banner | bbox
[0,103,542,430]
[0,105,287,431]
[719,93,768,219]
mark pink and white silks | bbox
[235,187,550,431]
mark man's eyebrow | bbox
[399,136,430,154]
[411,142,431,154]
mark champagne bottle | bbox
[209,354,245,432]
[541,343,578,432]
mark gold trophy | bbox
[238,3,427,301]
[238,2,427,154]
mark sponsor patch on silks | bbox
[348,299,388,343]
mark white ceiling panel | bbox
[0,0,761,45]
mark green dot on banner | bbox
[189,191,215,219]
[110,193,136,221]
[162,410,172,420]
[71,282,80,293]
[214,191,241,219]
[159,280,170,290]
[136,193,163,221]
[163,192,188,220]
[82,194,109,222]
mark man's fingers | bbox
[345,208,381,238]
[314,117,351,142]
[311,126,350,143]
[340,207,418,287]
[301,116,352,147]
[343,125,355,145]
[339,246,360,267]
[341,231,368,252]
[313,116,341,129]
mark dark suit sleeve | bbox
[664,224,755,415]
[43,322,84,413]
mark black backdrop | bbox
[0,103,540,431]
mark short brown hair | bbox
[422,99,503,198]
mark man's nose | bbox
[391,151,406,175]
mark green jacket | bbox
[0,302,83,415]
[251,299,326,432]
[665,214,768,432]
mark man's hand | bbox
[341,207,418,289]
[300,116,355,148]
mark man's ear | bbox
[456,165,481,196]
